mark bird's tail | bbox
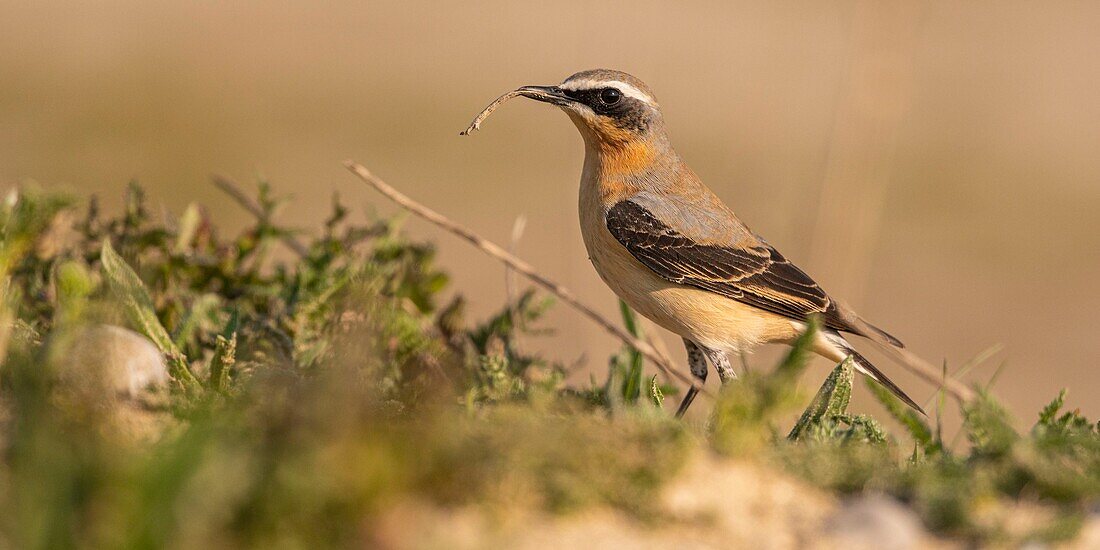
[826,332,925,415]
[833,301,905,348]
[857,320,905,348]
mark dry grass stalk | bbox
[459,89,527,135]
[210,174,310,257]
[845,312,976,403]
[505,215,527,352]
[344,160,708,396]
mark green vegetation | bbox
[1,183,1097,547]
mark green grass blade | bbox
[774,315,820,381]
[100,238,200,392]
[618,299,639,337]
[208,334,237,393]
[617,300,644,403]
[208,310,239,392]
[866,377,934,449]
[822,358,854,418]
[952,343,1004,380]
[173,202,202,254]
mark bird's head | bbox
[517,69,668,157]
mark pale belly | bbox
[581,221,798,354]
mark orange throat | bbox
[596,136,657,176]
[589,138,658,204]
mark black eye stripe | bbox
[562,88,624,109]
[561,88,596,102]
[561,85,651,133]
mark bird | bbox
[498,69,921,417]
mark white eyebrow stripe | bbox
[559,79,655,105]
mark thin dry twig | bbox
[210,174,309,258]
[344,160,709,396]
[459,89,526,135]
[505,214,527,352]
[845,313,976,404]
[640,319,675,386]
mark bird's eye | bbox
[599,88,622,105]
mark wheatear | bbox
[471,69,921,417]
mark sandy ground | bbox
[372,453,956,550]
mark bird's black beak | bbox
[516,85,573,106]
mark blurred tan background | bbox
[2,1,1098,422]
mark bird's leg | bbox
[702,346,737,383]
[676,338,708,418]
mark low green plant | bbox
[0,182,1096,548]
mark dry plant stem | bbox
[846,313,976,404]
[505,215,527,353]
[643,324,676,386]
[891,346,976,403]
[420,352,452,384]
[210,174,310,258]
[459,90,526,135]
[344,160,709,396]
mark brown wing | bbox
[605,199,901,345]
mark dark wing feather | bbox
[605,200,898,343]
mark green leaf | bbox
[209,310,239,392]
[845,414,888,443]
[171,293,221,349]
[100,238,199,392]
[622,356,642,403]
[55,260,95,325]
[867,377,935,450]
[963,392,1018,457]
[619,299,640,337]
[0,187,74,276]
[173,202,202,254]
[648,375,664,408]
[209,335,237,393]
[774,315,820,381]
[789,356,854,441]
[616,300,645,404]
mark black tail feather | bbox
[848,349,926,416]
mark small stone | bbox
[64,324,169,398]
